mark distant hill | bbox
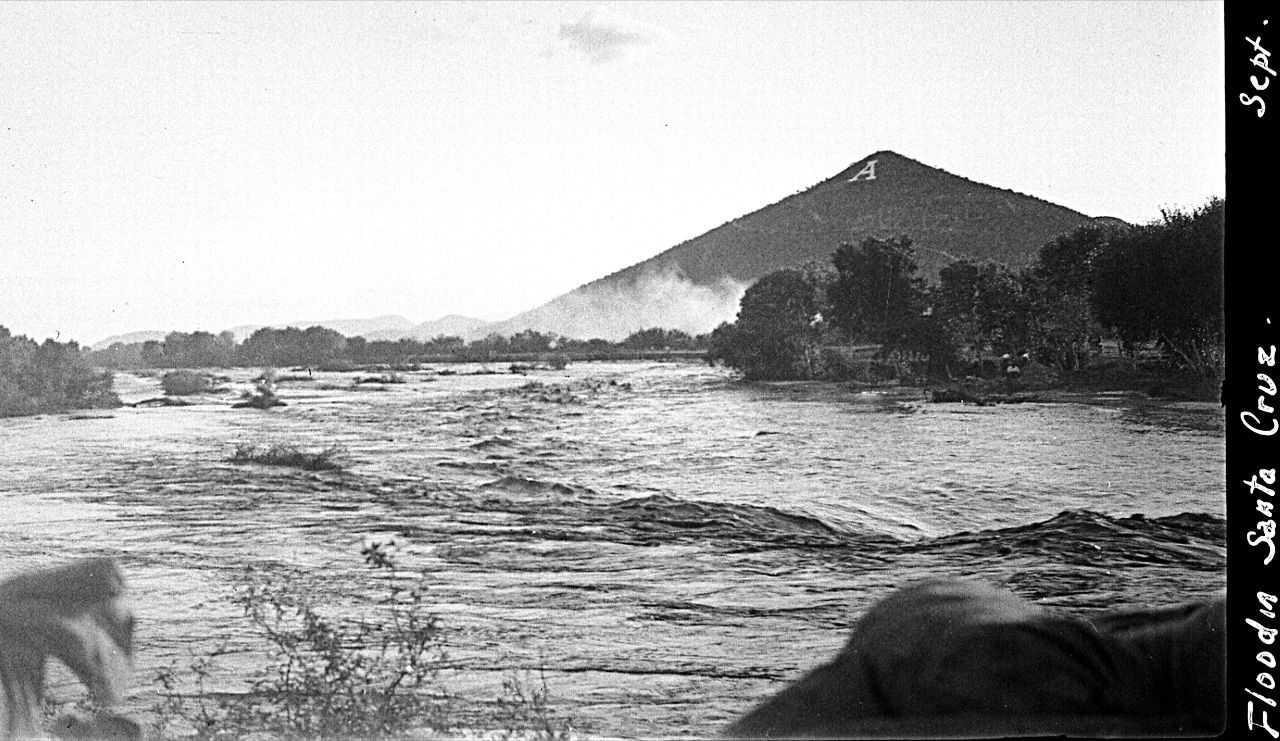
[90,330,168,350]
[492,151,1121,340]
[401,314,491,341]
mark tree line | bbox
[2,197,1221,414]
[0,327,119,416]
[88,325,711,370]
[707,198,1223,392]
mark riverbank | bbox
[925,360,1219,406]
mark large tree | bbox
[301,326,347,365]
[1091,198,1223,382]
[158,330,236,367]
[827,236,926,355]
[1022,224,1124,371]
[709,268,821,380]
[935,259,1033,363]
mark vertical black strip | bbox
[1227,3,1280,738]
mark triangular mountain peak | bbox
[829,150,913,183]
[824,150,1009,194]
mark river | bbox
[0,361,1225,738]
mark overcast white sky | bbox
[0,1,1224,345]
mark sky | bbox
[0,1,1225,346]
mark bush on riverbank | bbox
[925,357,1219,404]
[152,542,572,740]
[0,326,120,417]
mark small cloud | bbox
[558,8,661,64]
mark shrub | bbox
[356,373,407,385]
[153,648,233,741]
[236,542,448,738]
[152,543,574,740]
[229,443,346,471]
[236,369,286,409]
[154,540,449,740]
[494,667,574,741]
[162,370,217,396]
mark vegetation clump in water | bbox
[355,372,407,385]
[234,369,287,409]
[229,443,346,471]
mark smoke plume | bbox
[489,264,749,341]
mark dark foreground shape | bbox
[0,558,136,740]
[725,579,1224,739]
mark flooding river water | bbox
[0,361,1225,737]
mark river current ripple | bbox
[0,361,1225,737]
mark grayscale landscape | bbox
[0,2,1225,739]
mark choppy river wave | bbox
[0,361,1224,737]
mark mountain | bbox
[409,314,492,340]
[299,314,416,338]
[92,152,1123,346]
[90,330,169,350]
[364,314,491,341]
[491,151,1121,340]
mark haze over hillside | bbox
[491,151,1119,341]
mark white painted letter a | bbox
[848,160,878,182]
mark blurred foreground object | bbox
[726,578,1224,738]
[0,558,137,739]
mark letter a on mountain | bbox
[847,160,877,182]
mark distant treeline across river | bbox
[87,326,712,371]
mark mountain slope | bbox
[491,151,1117,340]
[369,314,491,341]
